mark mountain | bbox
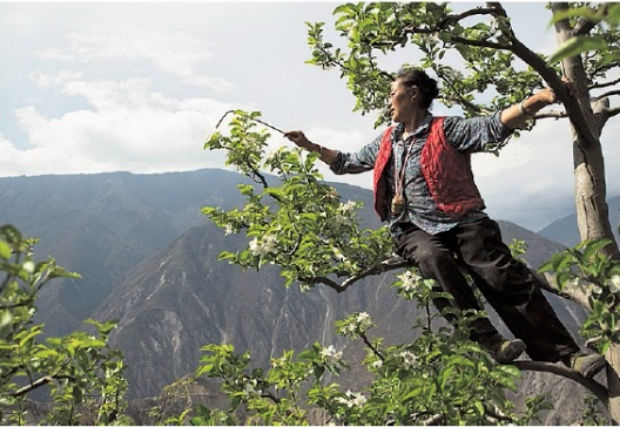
[539,195,620,247]
[0,169,246,335]
[0,169,598,423]
[92,218,590,425]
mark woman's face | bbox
[389,78,417,123]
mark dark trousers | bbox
[392,217,579,362]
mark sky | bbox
[0,2,618,231]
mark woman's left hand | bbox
[538,77,575,104]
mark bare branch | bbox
[339,257,409,291]
[589,76,620,90]
[444,6,498,24]
[421,413,444,426]
[533,269,592,311]
[300,276,343,292]
[486,405,514,423]
[11,374,74,397]
[512,360,608,406]
[588,62,620,82]
[534,110,568,120]
[606,106,620,118]
[301,257,408,293]
[450,35,509,50]
[360,331,385,361]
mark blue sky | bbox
[0,2,618,231]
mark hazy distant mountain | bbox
[0,169,246,335]
[0,169,601,423]
[539,196,620,247]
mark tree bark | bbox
[552,4,620,424]
[551,3,620,261]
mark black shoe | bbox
[484,339,527,363]
[564,352,606,378]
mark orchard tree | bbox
[202,1,619,424]
[0,224,130,425]
[303,0,620,421]
[305,2,619,259]
[203,110,618,424]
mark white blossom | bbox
[350,392,367,407]
[398,270,419,291]
[605,275,620,293]
[243,378,258,394]
[344,322,357,334]
[248,234,278,256]
[262,234,277,252]
[591,284,604,295]
[224,224,234,236]
[400,350,417,370]
[356,312,373,328]
[320,345,343,363]
[336,390,367,408]
[22,260,35,274]
[340,200,357,214]
[332,247,347,261]
[371,359,383,369]
[248,238,261,256]
[299,283,312,293]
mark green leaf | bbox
[401,387,423,402]
[548,6,600,27]
[0,240,11,259]
[548,35,608,64]
[474,400,485,416]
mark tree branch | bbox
[574,15,599,36]
[534,110,568,120]
[588,62,620,82]
[443,6,498,24]
[339,257,409,292]
[359,331,384,361]
[450,35,509,50]
[11,374,74,397]
[589,76,620,90]
[494,2,601,148]
[595,89,620,100]
[512,360,608,406]
[301,257,408,293]
[606,106,620,118]
[300,275,343,292]
[533,269,592,311]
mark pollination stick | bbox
[215,110,285,134]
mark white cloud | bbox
[1,75,244,177]
[35,28,234,92]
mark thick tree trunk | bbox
[552,22,619,259]
[552,4,620,424]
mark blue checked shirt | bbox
[329,112,513,236]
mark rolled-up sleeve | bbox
[443,112,513,152]
[329,133,383,175]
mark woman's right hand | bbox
[284,130,311,148]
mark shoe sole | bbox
[580,356,606,378]
[495,339,527,363]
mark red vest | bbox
[373,117,484,221]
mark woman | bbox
[285,67,605,377]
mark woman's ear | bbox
[409,86,419,103]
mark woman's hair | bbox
[396,67,439,109]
